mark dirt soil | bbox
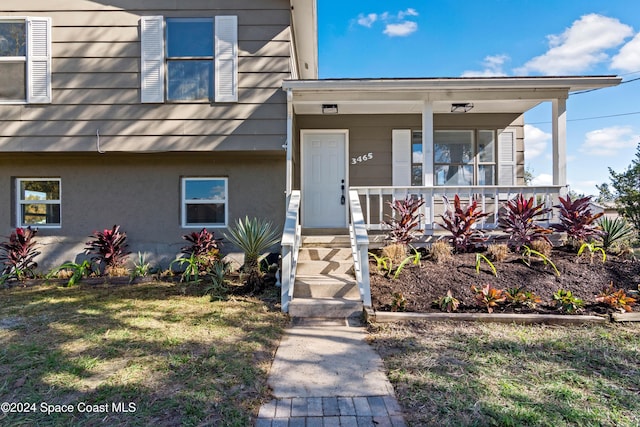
[370,247,640,314]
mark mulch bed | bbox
[370,248,640,315]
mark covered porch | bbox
[278,76,621,312]
[282,76,620,231]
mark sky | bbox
[316,0,640,196]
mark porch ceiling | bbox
[283,76,622,115]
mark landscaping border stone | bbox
[364,308,608,325]
[611,312,640,322]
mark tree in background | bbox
[608,144,640,230]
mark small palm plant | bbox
[224,216,280,275]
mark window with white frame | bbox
[166,18,213,101]
[140,15,237,103]
[16,178,61,227]
[434,130,498,186]
[0,17,51,103]
[181,178,227,227]
[411,131,423,186]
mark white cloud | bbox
[524,124,551,159]
[579,126,640,156]
[515,14,633,75]
[531,173,553,186]
[461,55,509,77]
[611,33,640,72]
[384,21,418,37]
[357,13,378,28]
[398,8,419,19]
[355,8,419,37]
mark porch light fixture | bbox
[451,102,474,113]
[322,104,338,114]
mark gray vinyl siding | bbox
[295,114,525,188]
[0,0,291,152]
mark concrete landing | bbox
[255,319,405,426]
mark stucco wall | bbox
[0,152,285,270]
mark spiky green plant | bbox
[224,216,280,274]
[598,216,635,251]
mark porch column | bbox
[285,89,293,196]
[422,101,434,186]
[552,97,567,190]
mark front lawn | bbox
[369,321,640,427]
[0,282,287,426]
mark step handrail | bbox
[349,190,372,307]
[280,190,301,312]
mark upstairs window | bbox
[166,18,213,101]
[141,16,237,104]
[16,178,61,227]
[0,21,26,101]
[0,17,51,104]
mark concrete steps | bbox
[290,236,362,318]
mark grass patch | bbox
[369,321,640,427]
[0,282,287,426]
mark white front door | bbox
[301,131,347,228]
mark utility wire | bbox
[528,110,640,125]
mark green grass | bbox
[369,321,640,427]
[0,282,287,426]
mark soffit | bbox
[283,76,622,115]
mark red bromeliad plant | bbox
[498,193,553,251]
[384,196,425,245]
[0,227,40,280]
[551,195,604,244]
[85,225,131,271]
[437,195,489,253]
[181,228,221,259]
[180,228,222,270]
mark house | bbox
[0,1,621,306]
[0,0,316,268]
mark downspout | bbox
[285,88,294,197]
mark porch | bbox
[278,76,621,314]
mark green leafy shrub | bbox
[577,242,606,263]
[552,289,584,313]
[505,287,542,308]
[434,290,460,312]
[170,253,203,283]
[130,252,152,281]
[85,225,131,273]
[595,283,637,313]
[598,216,635,251]
[437,195,489,253]
[471,284,506,313]
[204,261,231,301]
[384,196,425,245]
[224,216,279,274]
[498,193,552,251]
[475,253,497,276]
[47,260,93,287]
[391,292,407,312]
[0,227,40,282]
[521,245,560,276]
[551,195,604,245]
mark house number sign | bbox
[351,152,373,165]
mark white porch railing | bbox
[348,190,372,308]
[351,185,565,231]
[280,190,301,313]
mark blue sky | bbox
[316,0,640,196]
